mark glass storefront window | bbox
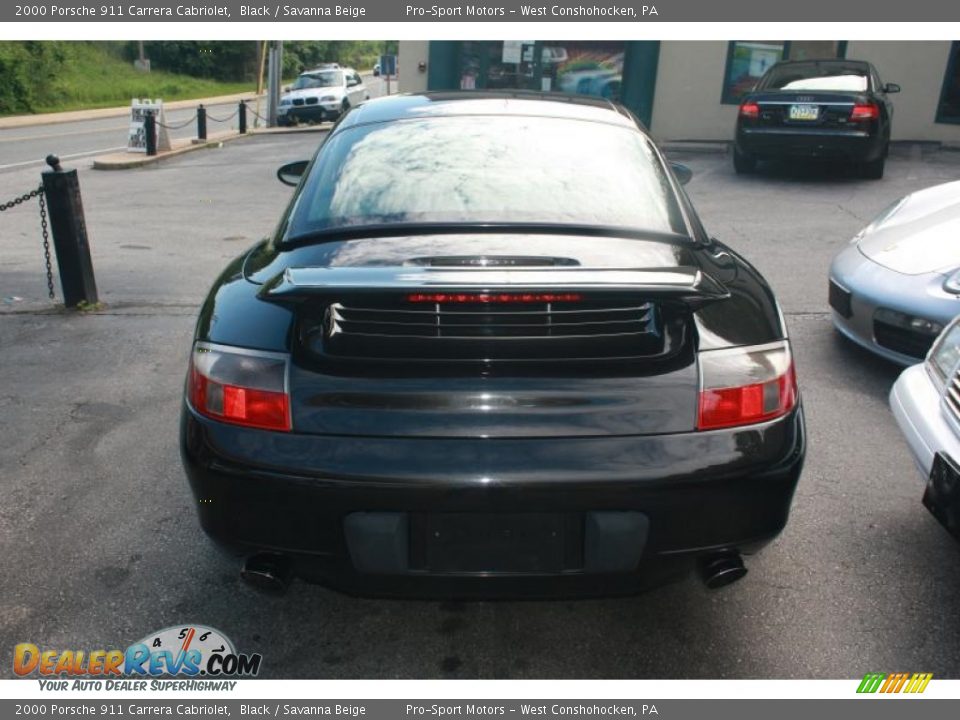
[457,41,626,102]
[937,42,960,124]
[721,41,786,104]
[540,41,624,101]
[721,41,846,104]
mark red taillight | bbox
[407,292,583,304]
[188,343,291,432]
[739,101,760,119]
[697,342,798,431]
[850,103,879,121]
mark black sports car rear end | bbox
[180,92,806,597]
[734,59,898,179]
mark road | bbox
[1,137,959,679]
[0,72,391,172]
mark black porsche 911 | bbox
[180,91,805,597]
[734,59,899,179]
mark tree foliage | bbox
[132,41,398,81]
[0,41,399,114]
[0,42,67,113]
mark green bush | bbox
[0,42,67,113]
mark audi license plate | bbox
[789,104,820,121]
[923,452,960,541]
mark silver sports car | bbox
[829,179,960,364]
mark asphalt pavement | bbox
[1,136,959,679]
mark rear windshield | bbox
[760,63,870,92]
[285,115,683,238]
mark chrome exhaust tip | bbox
[698,551,747,589]
[241,553,292,594]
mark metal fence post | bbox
[144,112,157,156]
[239,101,247,135]
[197,104,207,141]
[41,155,99,307]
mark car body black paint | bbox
[183,92,804,596]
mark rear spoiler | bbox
[259,266,730,308]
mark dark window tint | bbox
[286,116,683,238]
[760,62,869,92]
[937,42,960,124]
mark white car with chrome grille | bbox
[890,317,960,540]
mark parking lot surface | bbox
[1,136,959,678]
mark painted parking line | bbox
[0,146,127,171]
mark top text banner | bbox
[6,0,960,22]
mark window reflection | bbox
[457,41,625,102]
[290,115,679,236]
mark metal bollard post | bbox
[197,104,207,141]
[41,155,99,307]
[238,101,247,135]
[144,112,157,156]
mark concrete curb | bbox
[662,141,731,154]
[92,130,246,170]
[0,92,266,130]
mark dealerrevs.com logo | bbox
[14,625,261,691]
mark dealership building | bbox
[397,41,960,145]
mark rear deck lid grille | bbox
[312,298,664,362]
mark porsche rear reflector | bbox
[697,341,798,430]
[188,343,291,432]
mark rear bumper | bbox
[736,127,884,162]
[180,404,805,596]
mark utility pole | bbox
[134,40,150,72]
[267,40,284,127]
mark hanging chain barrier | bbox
[205,107,240,123]
[0,184,42,211]
[152,104,246,142]
[157,113,198,130]
[247,105,269,123]
[0,183,55,300]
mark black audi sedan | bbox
[181,92,805,597]
[734,59,898,179]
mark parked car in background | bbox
[181,92,805,598]
[373,62,380,76]
[890,317,960,541]
[277,67,368,126]
[829,180,960,364]
[734,59,899,179]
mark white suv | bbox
[277,67,368,126]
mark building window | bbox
[456,41,626,100]
[721,41,786,104]
[721,40,846,104]
[937,42,960,125]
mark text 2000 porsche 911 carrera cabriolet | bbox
[180,92,806,597]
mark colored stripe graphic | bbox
[857,673,886,693]
[857,672,932,694]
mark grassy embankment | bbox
[7,43,255,116]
